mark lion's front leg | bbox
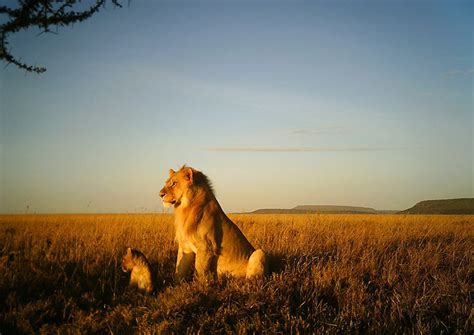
[175,245,195,282]
[195,245,217,282]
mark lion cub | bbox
[121,247,154,294]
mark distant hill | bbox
[251,208,309,214]
[294,205,377,214]
[400,198,474,215]
[248,199,474,215]
[250,205,398,214]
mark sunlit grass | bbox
[0,214,472,333]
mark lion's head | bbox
[159,166,195,209]
[122,247,135,272]
[122,247,150,272]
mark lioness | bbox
[122,247,154,293]
[159,166,268,281]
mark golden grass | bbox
[0,214,472,333]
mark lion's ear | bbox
[169,169,176,177]
[184,167,194,183]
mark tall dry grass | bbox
[0,214,472,333]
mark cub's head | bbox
[122,247,135,272]
[159,166,194,209]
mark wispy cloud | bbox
[203,146,404,153]
[443,69,474,78]
[291,126,345,136]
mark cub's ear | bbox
[184,167,194,183]
[126,247,132,255]
[169,169,176,177]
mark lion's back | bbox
[216,217,255,275]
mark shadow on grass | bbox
[267,251,333,275]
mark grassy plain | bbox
[0,214,472,334]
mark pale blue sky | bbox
[1,0,472,213]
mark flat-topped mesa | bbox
[400,198,474,214]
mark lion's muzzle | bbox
[160,188,177,208]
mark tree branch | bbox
[0,0,123,73]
